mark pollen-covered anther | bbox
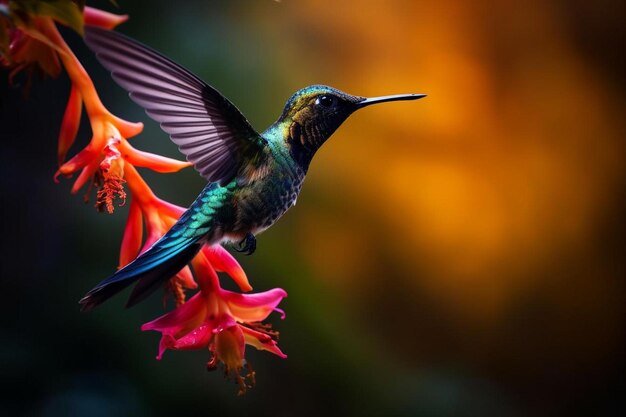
[204,344,219,371]
[219,360,256,396]
[94,135,127,213]
[232,361,256,396]
[245,362,256,388]
[95,170,127,214]
[206,356,218,372]
[230,366,249,396]
[243,321,280,342]
[235,373,246,396]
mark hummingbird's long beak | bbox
[357,93,427,108]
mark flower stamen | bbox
[245,362,256,389]
[163,277,186,308]
[241,321,280,342]
[206,351,218,371]
[95,171,126,214]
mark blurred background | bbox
[1,0,624,416]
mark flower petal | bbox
[71,160,99,193]
[100,136,122,172]
[222,288,287,323]
[215,325,245,372]
[124,164,157,204]
[202,245,252,292]
[155,199,185,220]
[141,291,207,337]
[120,140,191,173]
[192,251,222,291]
[119,199,143,268]
[156,335,175,360]
[110,115,143,139]
[56,146,96,177]
[83,7,128,30]
[57,84,82,165]
[171,324,213,351]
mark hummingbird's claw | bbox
[234,233,256,255]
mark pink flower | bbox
[142,250,287,395]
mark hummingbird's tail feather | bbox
[79,233,202,312]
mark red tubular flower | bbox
[121,165,196,295]
[122,165,252,296]
[3,18,62,85]
[57,84,82,165]
[201,245,253,293]
[83,6,128,30]
[4,5,189,211]
[53,111,191,196]
[4,3,291,393]
[142,250,287,395]
[2,4,127,78]
[0,6,190,211]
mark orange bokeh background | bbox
[255,0,625,320]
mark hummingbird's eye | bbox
[316,95,334,107]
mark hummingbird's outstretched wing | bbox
[84,27,267,185]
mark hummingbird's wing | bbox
[84,27,267,186]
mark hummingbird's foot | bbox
[234,233,256,255]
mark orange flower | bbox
[53,112,189,198]
[0,4,190,210]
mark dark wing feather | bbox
[84,27,266,185]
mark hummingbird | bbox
[79,27,426,311]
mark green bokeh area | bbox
[1,1,624,416]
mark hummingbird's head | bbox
[278,85,425,167]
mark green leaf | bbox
[9,1,84,35]
[35,0,84,35]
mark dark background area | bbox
[1,1,624,416]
